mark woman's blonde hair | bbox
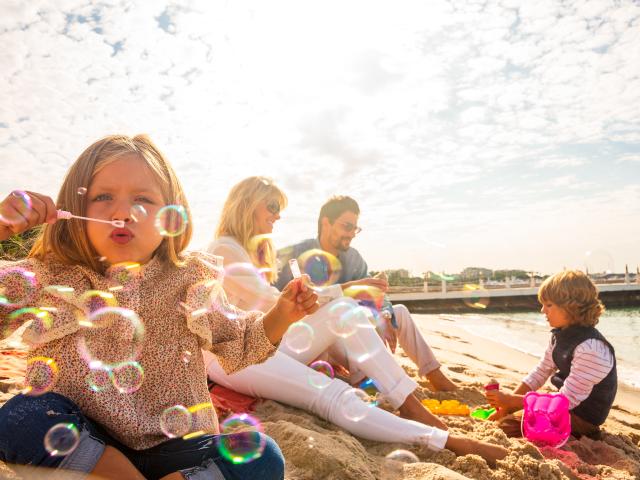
[538,270,605,327]
[29,134,192,271]
[215,176,287,283]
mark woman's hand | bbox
[0,191,57,241]
[277,276,319,322]
[263,276,320,345]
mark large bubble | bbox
[283,321,314,354]
[383,449,419,478]
[342,286,384,324]
[221,263,269,312]
[77,307,145,367]
[297,249,342,287]
[160,405,193,438]
[307,360,335,389]
[217,413,266,464]
[155,205,188,237]
[44,423,80,456]
[0,267,37,308]
[24,356,59,396]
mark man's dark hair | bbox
[317,195,360,237]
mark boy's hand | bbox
[0,191,57,241]
[277,276,319,324]
[486,390,521,413]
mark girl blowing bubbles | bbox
[486,270,617,439]
[0,134,318,480]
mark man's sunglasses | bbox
[266,199,281,215]
[336,220,362,234]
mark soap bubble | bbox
[160,405,192,438]
[0,267,37,308]
[327,300,363,338]
[44,423,80,456]
[130,204,148,223]
[385,449,419,463]
[106,262,141,291]
[297,249,342,287]
[155,205,188,237]
[110,361,145,394]
[86,365,112,393]
[24,356,59,396]
[43,285,75,302]
[77,187,87,195]
[584,249,615,275]
[0,191,32,226]
[217,413,266,464]
[462,284,490,310]
[77,290,118,314]
[8,307,52,343]
[77,307,145,367]
[221,263,269,311]
[339,388,376,422]
[307,360,335,389]
[283,321,314,354]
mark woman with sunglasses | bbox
[200,176,508,465]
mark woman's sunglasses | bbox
[266,199,281,215]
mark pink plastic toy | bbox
[522,391,571,448]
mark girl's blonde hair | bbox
[215,176,287,283]
[538,270,605,327]
[29,134,192,271]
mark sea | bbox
[417,308,640,389]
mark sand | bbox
[1,315,639,480]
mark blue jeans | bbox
[0,392,285,480]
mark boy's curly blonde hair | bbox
[538,270,605,327]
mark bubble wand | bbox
[57,210,125,228]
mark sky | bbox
[1,0,639,276]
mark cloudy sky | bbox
[1,0,639,276]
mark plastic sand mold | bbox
[522,391,571,448]
[421,399,470,416]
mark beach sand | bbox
[1,315,639,479]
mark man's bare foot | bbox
[445,435,508,467]
[426,368,457,391]
[398,394,448,430]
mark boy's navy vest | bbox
[550,325,617,426]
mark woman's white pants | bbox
[203,298,448,450]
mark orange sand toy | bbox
[421,399,471,416]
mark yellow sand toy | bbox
[421,399,470,416]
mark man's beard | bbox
[337,237,351,251]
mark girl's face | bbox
[540,300,571,329]
[253,197,281,235]
[86,155,165,265]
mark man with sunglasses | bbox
[275,195,457,391]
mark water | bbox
[423,308,640,389]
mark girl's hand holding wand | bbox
[0,191,58,241]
